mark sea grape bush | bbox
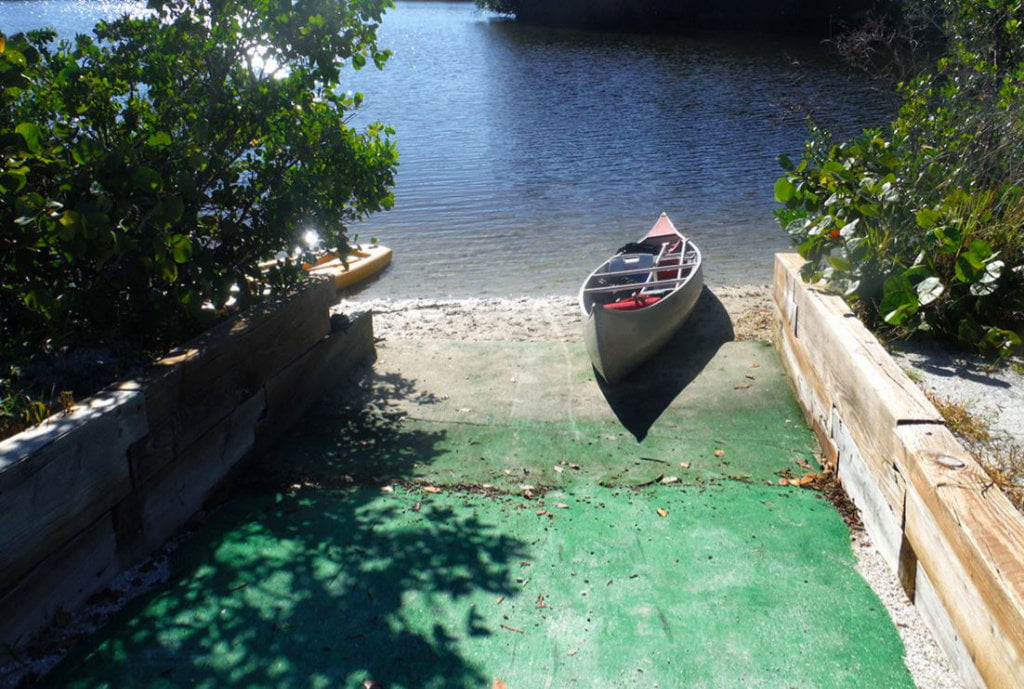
[0,0,397,356]
[776,0,1024,356]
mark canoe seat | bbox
[604,295,662,311]
[608,253,654,280]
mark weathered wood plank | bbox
[914,566,988,689]
[774,252,1024,688]
[898,424,1024,689]
[183,275,334,384]
[0,276,350,650]
[257,311,376,447]
[832,408,906,573]
[773,253,802,334]
[0,513,120,649]
[774,254,938,514]
[123,276,335,469]
[0,390,144,592]
[133,390,266,555]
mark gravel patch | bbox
[892,337,1024,454]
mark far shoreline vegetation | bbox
[2,0,1022,440]
[473,0,904,35]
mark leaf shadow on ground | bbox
[41,366,531,689]
[892,335,1014,388]
[597,287,734,442]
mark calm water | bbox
[1,1,892,296]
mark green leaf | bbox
[3,47,27,69]
[132,166,163,193]
[966,239,994,262]
[72,139,104,165]
[0,170,27,193]
[931,226,961,253]
[773,176,796,203]
[23,288,54,316]
[778,154,795,172]
[168,234,192,263]
[969,260,1004,296]
[14,123,42,153]
[146,131,172,148]
[58,210,84,241]
[160,261,178,283]
[915,208,941,228]
[881,274,918,325]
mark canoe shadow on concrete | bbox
[596,286,734,442]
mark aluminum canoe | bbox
[579,213,703,384]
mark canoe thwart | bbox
[582,275,696,294]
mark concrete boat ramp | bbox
[40,301,916,688]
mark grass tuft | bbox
[925,391,991,444]
[926,390,1024,513]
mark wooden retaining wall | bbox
[0,277,375,649]
[773,253,1024,689]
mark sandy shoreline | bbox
[336,285,776,343]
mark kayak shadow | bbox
[596,286,734,442]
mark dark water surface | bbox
[1,0,893,296]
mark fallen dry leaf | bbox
[778,478,790,486]
[567,649,578,656]
[713,449,726,458]
[796,459,812,470]
[680,461,692,469]
[553,465,564,473]
[423,486,442,494]
[410,502,422,512]
[567,463,581,470]
[734,383,751,390]
[656,507,668,518]
[493,680,509,689]
[793,472,820,488]
[553,502,569,509]
[660,476,680,484]
[380,485,394,493]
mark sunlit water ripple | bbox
[0,0,895,297]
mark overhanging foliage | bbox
[1,0,398,355]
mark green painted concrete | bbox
[42,329,916,689]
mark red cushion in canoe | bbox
[603,295,662,311]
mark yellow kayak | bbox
[304,244,393,289]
